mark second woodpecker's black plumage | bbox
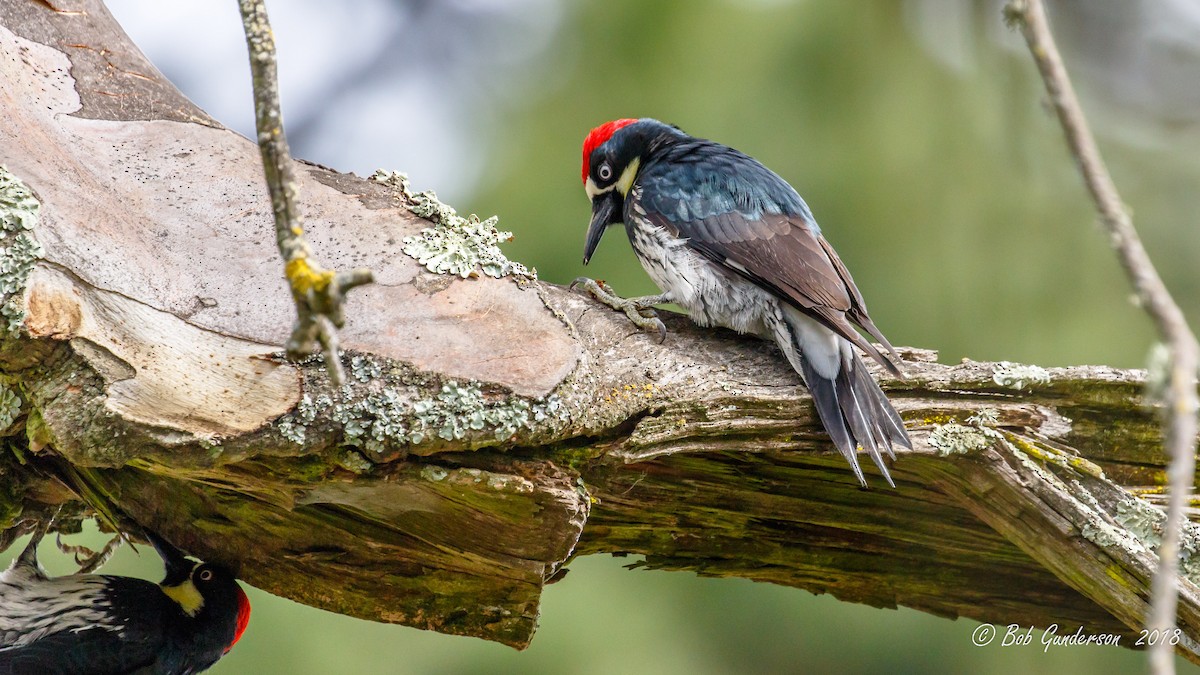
[580,118,910,487]
[0,526,250,675]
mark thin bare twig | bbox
[237,0,373,386]
[1004,1,1200,672]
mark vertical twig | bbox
[1004,1,1200,672]
[238,0,373,386]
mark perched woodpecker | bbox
[580,118,911,487]
[0,526,250,674]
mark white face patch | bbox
[584,176,612,201]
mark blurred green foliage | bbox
[8,0,1200,673]
[475,0,1198,371]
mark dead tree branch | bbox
[0,0,1198,666]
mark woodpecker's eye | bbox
[198,568,214,582]
[598,163,613,182]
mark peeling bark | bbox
[0,0,1196,661]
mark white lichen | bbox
[369,170,535,280]
[1080,495,1200,583]
[928,409,1005,456]
[334,387,414,450]
[277,416,307,445]
[1071,479,1104,513]
[1080,520,1124,549]
[277,361,569,452]
[1113,497,1164,548]
[421,465,449,482]
[1144,343,1170,404]
[991,362,1051,390]
[336,449,374,474]
[349,355,382,383]
[0,168,44,332]
[1182,528,1200,581]
[0,169,39,231]
[1110,497,1200,580]
[0,383,22,431]
[409,381,564,443]
[276,392,333,444]
[966,409,999,426]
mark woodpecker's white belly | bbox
[623,201,847,382]
[624,209,775,339]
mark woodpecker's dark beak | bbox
[583,190,622,265]
[145,529,194,585]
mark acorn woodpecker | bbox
[0,525,250,674]
[579,118,911,487]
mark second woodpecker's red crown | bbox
[227,586,251,654]
[581,118,637,183]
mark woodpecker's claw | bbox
[571,277,669,343]
[56,532,124,574]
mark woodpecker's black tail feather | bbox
[798,350,910,488]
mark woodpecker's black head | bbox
[580,118,683,264]
[148,529,251,662]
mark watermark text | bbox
[971,623,1181,652]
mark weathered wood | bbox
[0,0,1196,661]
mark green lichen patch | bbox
[277,392,331,445]
[991,361,1051,390]
[1112,497,1200,581]
[411,381,564,444]
[1113,498,1163,547]
[1077,495,1200,582]
[0,168,44,333]
[929,409,1103,481]
[350,355,382,383]
[1144,343,1170,404]
[274,357,570,457]
[336,449,374,474]
[420,465,449,482]
[1005,433,1106,480]
[369,170,535,280]
[928,409,1003,456]
[0,169,39,231]
[927,423,993,455]
[1080,520,1124,549]
[0,383,22,433]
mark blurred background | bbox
[8,0,1200,672]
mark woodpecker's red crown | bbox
[581,118,636,183]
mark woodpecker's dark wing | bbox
[0,626,162,674]
[636,141,902,375]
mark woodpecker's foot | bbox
[570,277,669,342]
[57,532,124,574]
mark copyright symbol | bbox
[972,623,997,646]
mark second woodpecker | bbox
[0,526,250,674]
[580,118,910,487]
